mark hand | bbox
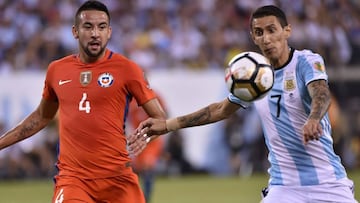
[127,127,150,157]
[302,118,323,144]
[127,118,167,156]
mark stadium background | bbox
[0,0,359,202]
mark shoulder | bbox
[294,49,328,82]
[108,51,144,75]
[109,51,138,67]
[295,49,324,63]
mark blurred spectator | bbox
[162,130,198,176]
[223,106,267,176]
[0,0,359,72]
[128,91,167,203]
[328,93,354,168]
[343,97,360,169]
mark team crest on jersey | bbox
[285,79,296,91]
[284,71,296,91]
[80,71,92,86]
[98,72,114,88]
[313,61,325,72]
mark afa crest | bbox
[284,79,296,91]
[284,71,296,91]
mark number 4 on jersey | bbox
[79,93,91,113]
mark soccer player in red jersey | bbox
[0,1,166,202]
[128,92,167,203]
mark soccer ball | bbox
[225,51,274,102]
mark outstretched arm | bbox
[128,98,241,155]
[303,80,331,144]
[165,98,240,132]
[0,98,58,150]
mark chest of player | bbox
[52,65,128,107]
[256,68,306,119]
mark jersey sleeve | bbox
[300,52,328,85]
[227,93,250,108]
[126,62,157,105]
[42,62,58,101]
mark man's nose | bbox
[91,28,99,37]
[262,33,271,44]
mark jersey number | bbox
[79,93,91,113]
[270,94,281,118]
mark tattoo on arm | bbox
[0,99,57,150]
[1,112,46,149]
[308,80,331,120]
[16,120,41,140]
[178,107,212,128]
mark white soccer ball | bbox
[225,51,274,102]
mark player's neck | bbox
[78,50,108,64]
[273,46,291,69]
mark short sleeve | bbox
[299,53,328,85]
[42,63,58,101]
[126,62,157,105]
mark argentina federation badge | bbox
[98,72,114,88]
[284,71,296,92]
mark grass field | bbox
[0,171,359,203]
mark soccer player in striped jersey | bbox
[0,1,166,203]
[129,5,357,203]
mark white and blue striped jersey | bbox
[228,48,348,186]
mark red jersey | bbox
[42,49,156,178]
[128,94,166,170]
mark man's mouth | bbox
[89,41,100,49]
[264,47,274,54]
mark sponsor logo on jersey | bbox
[80,71,92,86]
[98,72,114,88]
[58,79,72,85]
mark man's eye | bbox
[99,24,108,30]
[255,30,263,36]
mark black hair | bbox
[74,0,110,26]
[250,5,288,29]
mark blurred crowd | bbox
[1,0,360,179]
[1,0,360,75]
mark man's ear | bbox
[284,24,291,38]
[72,25,79,39]
[250,31,259,46]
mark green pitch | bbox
[0,171,358,203]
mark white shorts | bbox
[262,178,358,203]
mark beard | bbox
[83,42,107,58]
